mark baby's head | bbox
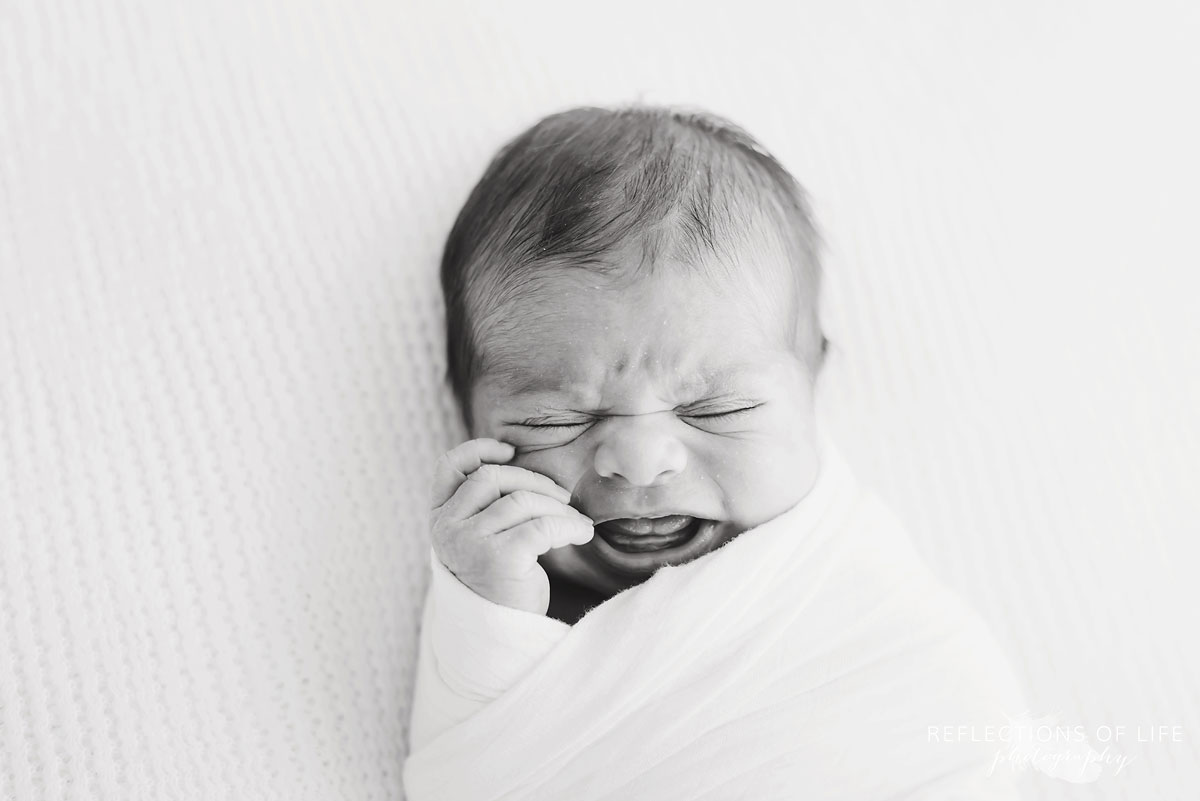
[441,105,828,595]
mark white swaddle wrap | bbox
[404,441,1029,800]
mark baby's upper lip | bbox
[588,509,711,525]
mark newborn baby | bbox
[433,106,826,625]
[406,105,1029,800]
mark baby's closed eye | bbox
[507,403,766,447]
[680,403,762,420]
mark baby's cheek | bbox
[512,443,588,495]
[702,438,798,519]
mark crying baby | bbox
[432,105,827,624]
[404,105,1029,801]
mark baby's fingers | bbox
[441,463,571,519]
[470,490,593,534]
[498,515,595,560]
[430,438,515,507]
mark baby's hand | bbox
[429,437,594,615]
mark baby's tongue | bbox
[605,515,692,536]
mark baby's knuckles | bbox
[467,462,504,492]
[494,489,540,519]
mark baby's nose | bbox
[593,421,687,487]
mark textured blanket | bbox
[403,442,1028,800]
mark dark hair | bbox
[441,105,827,430]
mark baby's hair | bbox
[441,105,827,428]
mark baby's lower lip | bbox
[596,517,700,552]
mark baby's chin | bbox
[541,517,741,595]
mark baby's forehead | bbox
[473,263,797,404]
[490,225,795,317]
[483,252,787,337]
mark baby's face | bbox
[470,259,820,596]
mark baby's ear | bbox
[790,324,828,377]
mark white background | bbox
[1,1,1197,799]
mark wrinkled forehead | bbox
[470,256,797,403]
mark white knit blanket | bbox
[403,443,1028,800]
[6,4,1197,800]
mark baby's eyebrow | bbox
[677,369,747,396]
[495,369,569,398]
[496,365,754,402]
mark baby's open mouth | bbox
[595,515,703,553]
